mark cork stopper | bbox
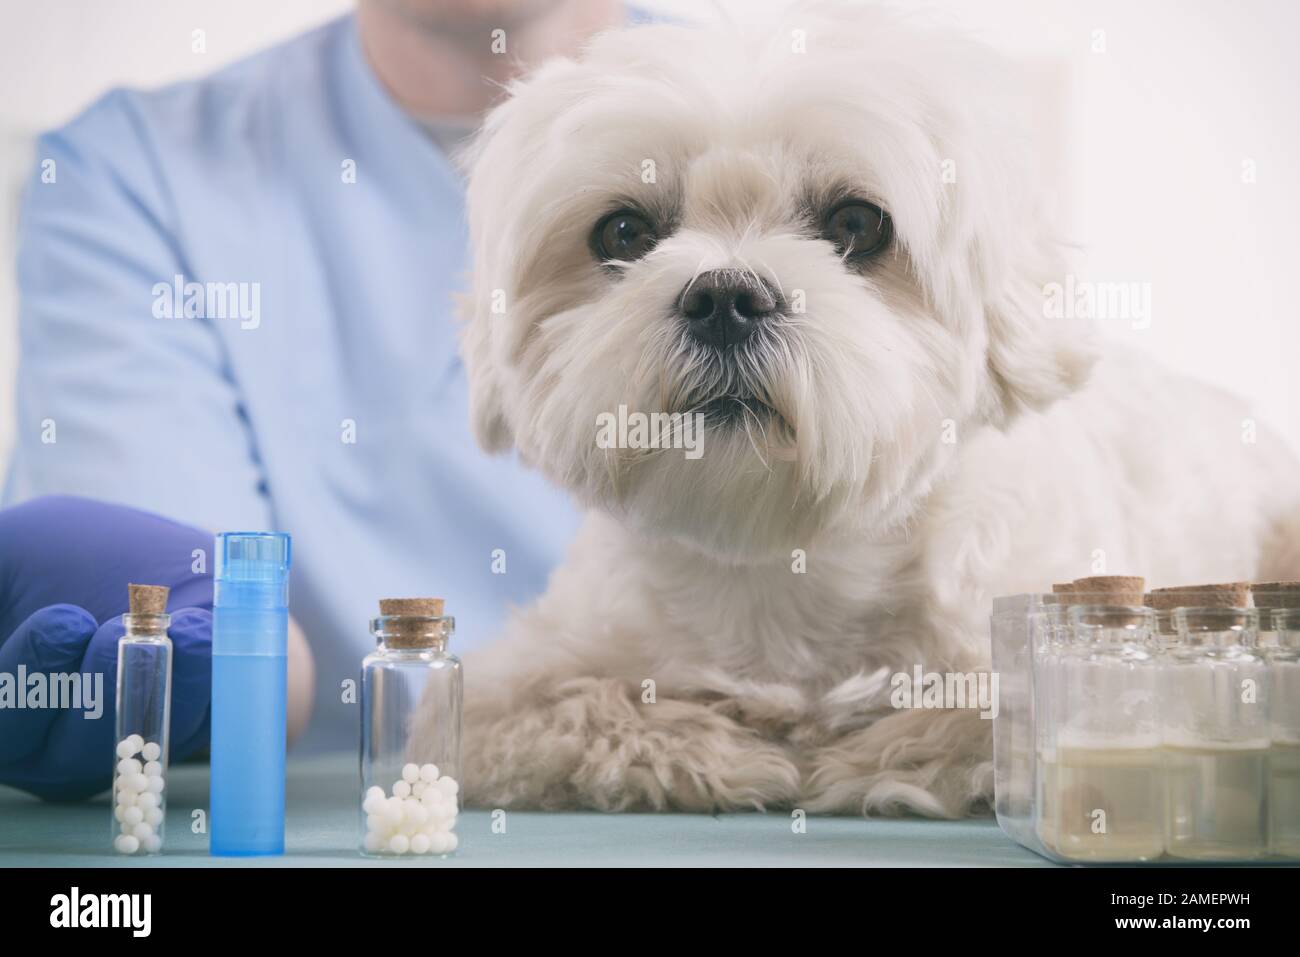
[1048,576,1145,607]
[128,584,169,615]
[379,597,445,618]
[1147,582,1251,611]
[1070,575,1145,607]
[1252,581,1300,617]
[377,598,447,648]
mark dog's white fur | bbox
[446,2,1300,816]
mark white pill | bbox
[420,788,440,808]
[145,776,164,794]
[136,791,159,811]
[142,833,162,853]
[419,763,439,783]
[116,758,141,777]
[406,802,428,827]
[362,793,385,816]
[411,781,427,798]
[410,833,431,854]
[402,763,420,784]
[116,835,140,855]
[363,831,384,853]
[142,741,162,762]
[393,779,411,798]
[445,832,458,852]
[365,785,385,802]
[116,739,136,759]
[123,806,144,826]
[131,821,154,841]
[366,813,387,832]
[388,833,410,854]
[127,773,149,793]
[428,832,450,854]
[145,807,164,827]
[114,805,126,822]
[144,761,163,778]
[438,776,460,795]
[126,734,145,755]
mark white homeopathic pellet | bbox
[114,835,140,854]
[112,735,165,855]
[361,770,460,856]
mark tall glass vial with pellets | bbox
[1267,608,1300,857]
[112,584,172,856]
[1039,604,1163,862]
[1165,607,1268,860]
[360,598,462,857]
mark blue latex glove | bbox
[0,495,214,801]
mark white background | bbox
[1,0,1297,463]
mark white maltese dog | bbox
[451,1,1300,816]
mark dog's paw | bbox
[462,676,801,812]
[802,707,993,818]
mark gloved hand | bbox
[0,495,214,801]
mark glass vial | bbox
[113,611,172,855]
[1039,605,1163,861]
[1267,608,1300,858]
[1164,607,1268,860]
[360,600,462,857]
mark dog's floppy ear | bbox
[457,290,514,453]
[948,55,1099,427]
[983,262,1098,427]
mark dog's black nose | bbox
[678,270,777,349]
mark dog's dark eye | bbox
[593,210,658,263]
[824,201,891,258]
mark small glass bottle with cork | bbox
[1038,576,1163,862]
[1161,582,1269,861]
[112,583,173,856]
[359,598,462,857]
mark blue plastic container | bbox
[210,532,291,856]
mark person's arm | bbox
[4,89,269,532]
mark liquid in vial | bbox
[1165,742,1268,860]
[1037,744,1164,861]
[1270,739,1300,857]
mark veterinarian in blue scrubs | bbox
[1,1,645,792]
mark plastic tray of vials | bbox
[990,577,1299,864]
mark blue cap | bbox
[214,532,291,610]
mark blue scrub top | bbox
[4,14,586,751]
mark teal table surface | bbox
[0,753,1053,867]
